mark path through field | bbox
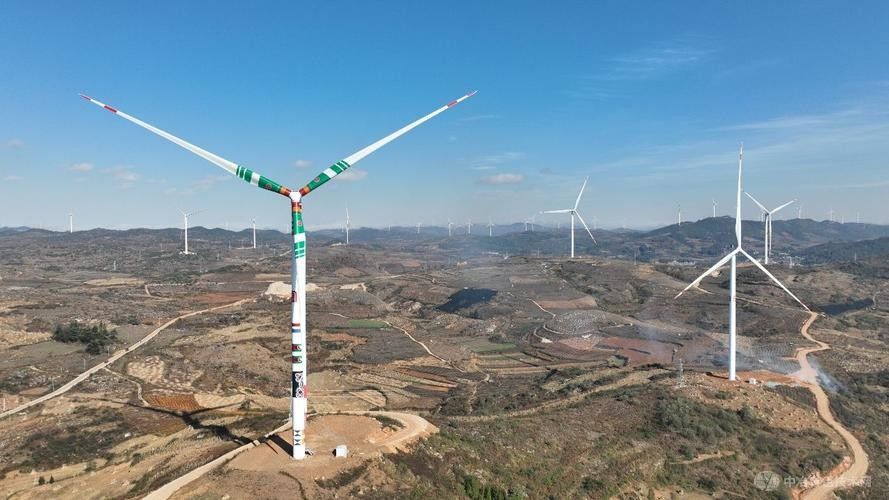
[0,298,250,420]
[795,312,870,499]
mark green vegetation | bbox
[52,321,118,354]
[463,474,522,500]
[370,414,404,431]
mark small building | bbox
[334,445,348,458]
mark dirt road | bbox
[794,312,870,499]
[0,298,251,420]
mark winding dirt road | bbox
[794,312,870,499]
[0,298,251,420]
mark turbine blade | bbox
[80,94,292,197]
[574,176,589,210]
[674,250,738,299]
[744,191,768,213]
[772,199,796,214]
[541,209,572,214]
[739,248,810,310]
[299,91,477,197]
[574,211,597,245]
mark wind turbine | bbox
[467,217,472,235]
[81,89,475,460]
[541,176,597,258]
[345,205,351,245]
[744,193,794,265]
[712,200,717,218]
[675,145,809,381]
[447,218,453,237]
[180,209,202,255]
[68,212,73,233]
[677,205,682,226]
[488,217,493,237]
[252,218,257,249]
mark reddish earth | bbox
[144,393,204,413]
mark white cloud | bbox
[69,162,94,172]
[471,151,526,170]
[603,44,715,80]
[293,159,312,169]
[479,173,524,185]
[5,138,24,149]
[104,167,140,188]
[337,168,368,182]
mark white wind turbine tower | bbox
[252,218,257,249]
[68,212,73,233]
[676,145,809,381]
[180,209,201,255]
[345,205,351,245]
[797,204,802,219]
[712,200,718,218]
[416,222,421,234]
[447,218,453,237]
[488,217,493,237]
[541,176,597,258]
[467,217,472,235]
[745,193,794,265]
[677,205,682,225]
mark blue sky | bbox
[1,1,888,231]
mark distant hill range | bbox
[3,218,889,264]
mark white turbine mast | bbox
[68,211,73,234]
[678,204,682,226]
[252,218,257,249]
[745,193,794,265]
[467,217,472,235]
[712,199,717,218]
[447,218,453,237]
[345,205,350,245]
[488,216,493,237]
[676,145,809,381]
[541,176,597,258]
[180,209,202,255]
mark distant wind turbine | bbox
[180,209,202,255]
[712,200,717,218]
[744,193,794,265]
[68,212,73,234]
[675,145,809,381]
[81,89,475,460]
[541,177,597,258]
[345,205,351,245]
[488,217,493,237]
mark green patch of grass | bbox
[468,341,516,353]
[368,414,404,431]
